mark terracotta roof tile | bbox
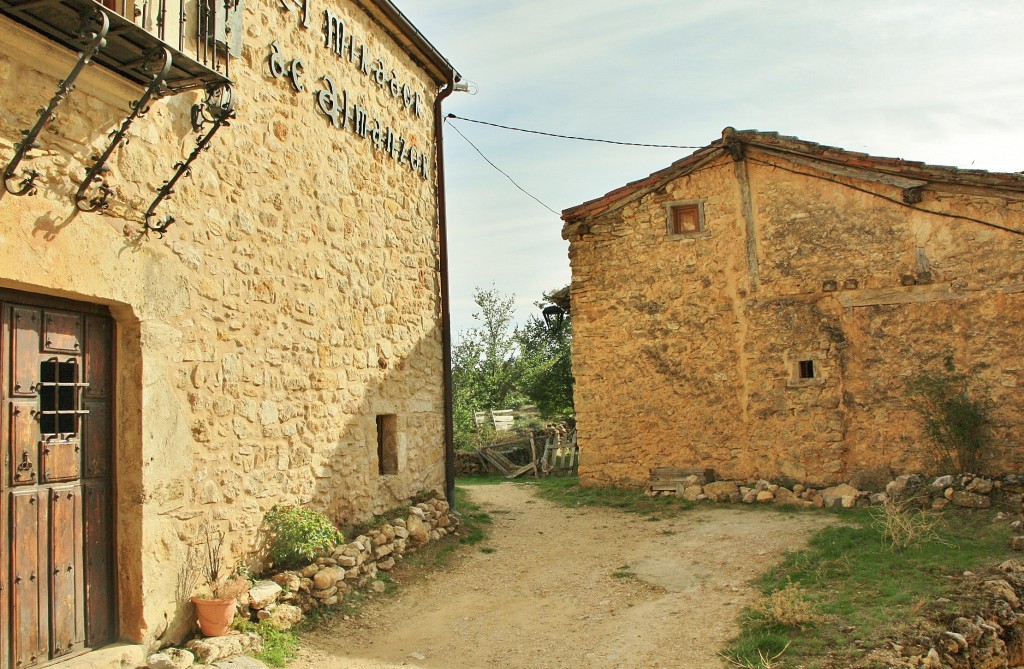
[562,127,1024,224]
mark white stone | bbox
[248,581,283,610]
[148,649,195,669]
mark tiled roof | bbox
[561,127,1024,223]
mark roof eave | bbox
[355,0,459,86]
[562,127,1024,226]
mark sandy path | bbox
[294,483,832,669]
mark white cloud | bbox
[395,0,1024,332]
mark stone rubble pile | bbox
[157,497,457,668]
[650,469,1024,512]
[902,560,1024,669]
[248,497,456,617]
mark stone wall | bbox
[565,149,1024,488]
[0,0,448,648]
[184,497,457,665]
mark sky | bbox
[392,0,1024,335]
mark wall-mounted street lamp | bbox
[542,304,565,331]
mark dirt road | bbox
[295,483,832,669]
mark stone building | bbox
[561,128,1024,488]
[0,0,457,665]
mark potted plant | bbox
[191,524,250,637]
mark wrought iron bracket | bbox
[75,45,173,212]
[3,8,109,196]
[141,83,235,237]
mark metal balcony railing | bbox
[0,0,238,92]
[0,0,238,234]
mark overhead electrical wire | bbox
[744,154,1024,237]
[444,117,561,216]
[446,113,701,149]
[443,113,1020,236]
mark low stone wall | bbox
[651,471,1024,511]
[179,497,457,665]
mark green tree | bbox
[516,311,574,419]
[451,286,575,450]
[452,287,525,449]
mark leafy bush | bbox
[907,361,992,474]
[263,505,343,569]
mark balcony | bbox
[0,0,236,92]
[1,0,239,233]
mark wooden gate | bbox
[0,292,116,669]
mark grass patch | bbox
[234,620,299,667]
[722,507,1012,667]
[455,474,508,486]
[456,485,492,546]
[611,565,636,580]
[521,476,696,516]
[403,485,493,568]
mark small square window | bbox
[787,354,824,388]
[665,201,706,238]
[798,360,815,380]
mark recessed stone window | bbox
[786,353,825,388]
[665,200,708,239]
[798,359,816,380]
[376,414,399,475]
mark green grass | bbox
[722,508,1013,668]
[403,485,493,568]
[466,475,1012,666]
[455,474,508,486]
[518,476,696,517]
[234,620,300,667]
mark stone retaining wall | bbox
[177,497,456,665]
[652,471,1024,511]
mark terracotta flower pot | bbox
[191,596,236,637]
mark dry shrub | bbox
[752,584,817,628]
[870,498,952,551]
[722,643,790,669]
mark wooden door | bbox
[1,294,115,669]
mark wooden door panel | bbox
[49,486,84,658]
[11,307,40,398]
[4,299,114,669]
[9,402,39,487]
[83,317,111,400]
[11,489,47,669]
[82,482,114,647]
[42,313,82,355]
[42,439,80,483]
[82,402,111,479]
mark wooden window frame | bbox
[664,200,708,239]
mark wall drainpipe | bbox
[435,70,458,511]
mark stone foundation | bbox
[650,472,1024,512]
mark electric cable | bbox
[447,114,701,149]
[745,153,1024,237]
[444,118,561,216]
